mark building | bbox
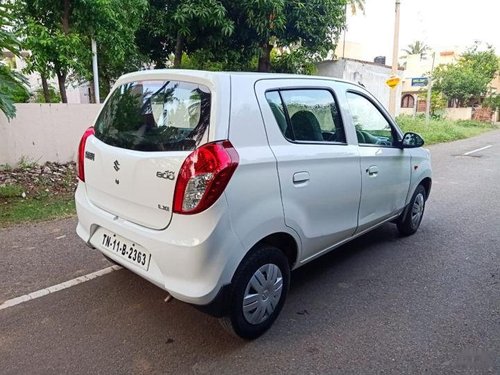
[400,50,499,121]
[399,51,459,115]
[316,57,403,115]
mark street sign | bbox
[386,76,401,88]
[411,77,429,87]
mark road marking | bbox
[0,265,122,311]
[463,145,492,156]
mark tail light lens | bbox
[77,127,95,182]
[173,140,239,215]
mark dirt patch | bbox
[0,161,78,198]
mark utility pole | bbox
[91,38,100,104]
[425,51,436,124]
[388,0,401,117]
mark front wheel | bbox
[219,245,290,340]
[397,184,426,236]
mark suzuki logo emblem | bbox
[113,160,120,171]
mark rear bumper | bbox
[75,182,244,306]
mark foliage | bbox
[0,2,29,118]
[138,0,347,73]
[432,43,499,107]
[0,64,29,108]
[397,115,494,145]
[271,49,317,75]
[32,85,61,103]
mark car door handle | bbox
[293,171,310,184]
[366,165,379,177]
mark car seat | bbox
[287,111,323,141]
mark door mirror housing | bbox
[401,132,424,148]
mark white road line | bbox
[463,145,492,156]
[0,265,122,311]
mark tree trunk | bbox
[57,72,68,103]
[41,75,50,103]
[174,32,184,68]
[62,0,70,33]
[258,44,273,72]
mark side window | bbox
[346,92,395,146]
[265,89,346,143]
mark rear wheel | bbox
[219,245,290,339]
[397,184,426,236]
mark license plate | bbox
[92,228,151,271]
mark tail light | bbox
[173,140,239,215]
[77,127,95,182]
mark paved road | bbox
[1,131,499,374]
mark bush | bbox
[32,85,61,103]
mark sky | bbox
[344,0,500,65]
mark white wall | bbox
[316,59,403,115]
[444,107,472,121]
[0,104,101,166]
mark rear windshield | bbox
[94,80,211,151]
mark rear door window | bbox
[95,80,211,151]
[265,89,345,143]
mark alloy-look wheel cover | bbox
[242,264,283,325]
[411,193,425,228]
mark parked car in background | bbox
[75,70,432,339]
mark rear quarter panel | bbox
[223,75,302,269]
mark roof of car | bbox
[115,69,360,89]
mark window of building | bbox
[401,94,415,108]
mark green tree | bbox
[402,41,430,60]
[432,43,499,107]
[222,0,347,72]
[15,0,86,103]
[0,2,29,119]
[136,0,233,69]
[15,0,147,103]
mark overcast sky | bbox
[344,0,500,64]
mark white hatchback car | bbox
[75,70,431,339]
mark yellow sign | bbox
[386,76,401,88]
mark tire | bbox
[397,184,426,236]
[219,245,290,340]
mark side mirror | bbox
[401,132,424,148]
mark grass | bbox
[0,184,24,199]
[0,195,75,227]
[396,116,496,145]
